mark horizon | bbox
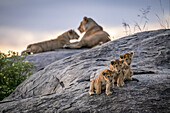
[0,0,170,54]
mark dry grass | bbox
[155,0,170,29]
[122,6,151,36]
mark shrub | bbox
[0,51,34,101]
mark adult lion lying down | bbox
[21,30,79,54]
[64,17,111,49]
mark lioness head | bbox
[78,16,102,33]
[78,17,88,33]
[102,69,115,83]
[68,29,79,40]
[120,51,134,66]
[109,60,124,74]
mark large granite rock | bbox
[0,29,170,113]
[24,49,87,73]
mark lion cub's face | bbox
[102,69,115,83]
[110,60,124,74]
[120,52,134,66]
[68,30,79,40]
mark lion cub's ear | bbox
[130,51,134,57]
[108,70,113,73]
[121,60,124,64]
[83,16,88,22]
[110,61,115,65]
[120,55,124,59]
[102,72,106,76]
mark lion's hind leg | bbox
[132,78,139,82]
[95,81,101,94]
[31,45,43,54]
[112,76,118,88]
[127,71,139,82]
[125,77,139,82]
[106,83,112,95]
[88,80,95,95]
[117,75,124,87]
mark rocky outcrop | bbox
[24,49,86,73]
[0,29,170,113]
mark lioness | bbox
[120,51,139,82]
[64,17,110,49]
[88,69,116,95]
[109,59,126,87]
[21,29,79,54]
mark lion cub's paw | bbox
[88,91,95,95]
[106,91,112,95]
[111,83,114,89]
[117,84,121,87]
[122,82,124,86]
[117,83,124,87]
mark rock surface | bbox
[0,29,170,113]
[24,49,87,73]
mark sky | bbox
[0,0,170,54]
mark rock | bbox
[24,49,87,73]
[0,29,170,112]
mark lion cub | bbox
[89,69,116,95]
[109,59,126,87]
[119,51,139,82]
[22,29,79,54]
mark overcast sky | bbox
[0,0,170,54]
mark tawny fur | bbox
[88,69,116,95]
[64,17,110,49]
[109,59,127,87]
[21,30,79,54]
[119,51,139,82]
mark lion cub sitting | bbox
[109,59,126,87]
[88,69,116,95]
[120,51,139,82]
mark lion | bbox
[109,59,126,87]
[64,16,111,49]
[21,29,79,54]
[119,51,139,82]
[88,69,116,95]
